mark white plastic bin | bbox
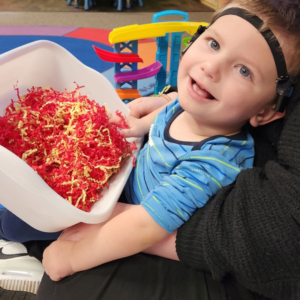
[0,40,141,232]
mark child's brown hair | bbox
[213,0,300,79]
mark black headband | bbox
[213,7,288,81]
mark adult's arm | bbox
[176,86,300,300]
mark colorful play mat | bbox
[0,25,165,97]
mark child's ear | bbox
[249,106,285,127]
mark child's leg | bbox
[0,209,61,243]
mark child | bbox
[41,0,296,281]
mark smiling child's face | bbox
[177,10,287,136]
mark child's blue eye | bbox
[208,39,220,50]
[237,66,251,78]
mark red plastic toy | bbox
[93,45,143,63]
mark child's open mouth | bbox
[191,79,215,100]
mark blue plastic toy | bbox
[152,10,189,94]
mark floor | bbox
[0,286,36,300]
[0,0,213,12]
[0,11,214,29]
[0,0,214,29]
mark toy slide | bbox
[114,61,162,83]
[93,45,143,63]
[116,89,142,100]
[109,21,209,44]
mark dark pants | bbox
[0,190,130,243]
[0,201,263,300]
[22,241,261,300]
[0,209,60,243]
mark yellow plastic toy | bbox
[109,21,208,44]
[105,11,209,99]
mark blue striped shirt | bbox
[125,98,254,233]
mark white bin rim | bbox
[0,40,141,232]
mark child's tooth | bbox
[193,83,197,92]
[193,83,202,94]
[192,83,210,98]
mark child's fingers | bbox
[126,97,143,109]
[119,116,147,137]
[120,126,144,138]
[120,128,138,138]
[108,112,121,124]
[128,109,141,119]
[127,98,145,119]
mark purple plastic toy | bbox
[114,61,162,83]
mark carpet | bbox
[0,0,213,13]
[0,26,161,96]
[0,286,36,300]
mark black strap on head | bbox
[214,8,288,79]
[214,7,294,112]
[182,25,207,55]
[183,7,295,112]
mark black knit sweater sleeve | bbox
[176,86,300,300]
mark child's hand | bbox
[43,240,75,281]
[120,116,149,138]
[109,114,148,137]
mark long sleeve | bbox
[176,84,300,300]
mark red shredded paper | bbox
[0,85,133,212]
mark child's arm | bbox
[43,205,169,281]
[127,92,178,119]
[143,231,179,261]
[58,202,134,242]
[59,204,179,261]
[109,92,177,137]
[120,94,176,137]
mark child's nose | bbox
[201,60,221,82]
